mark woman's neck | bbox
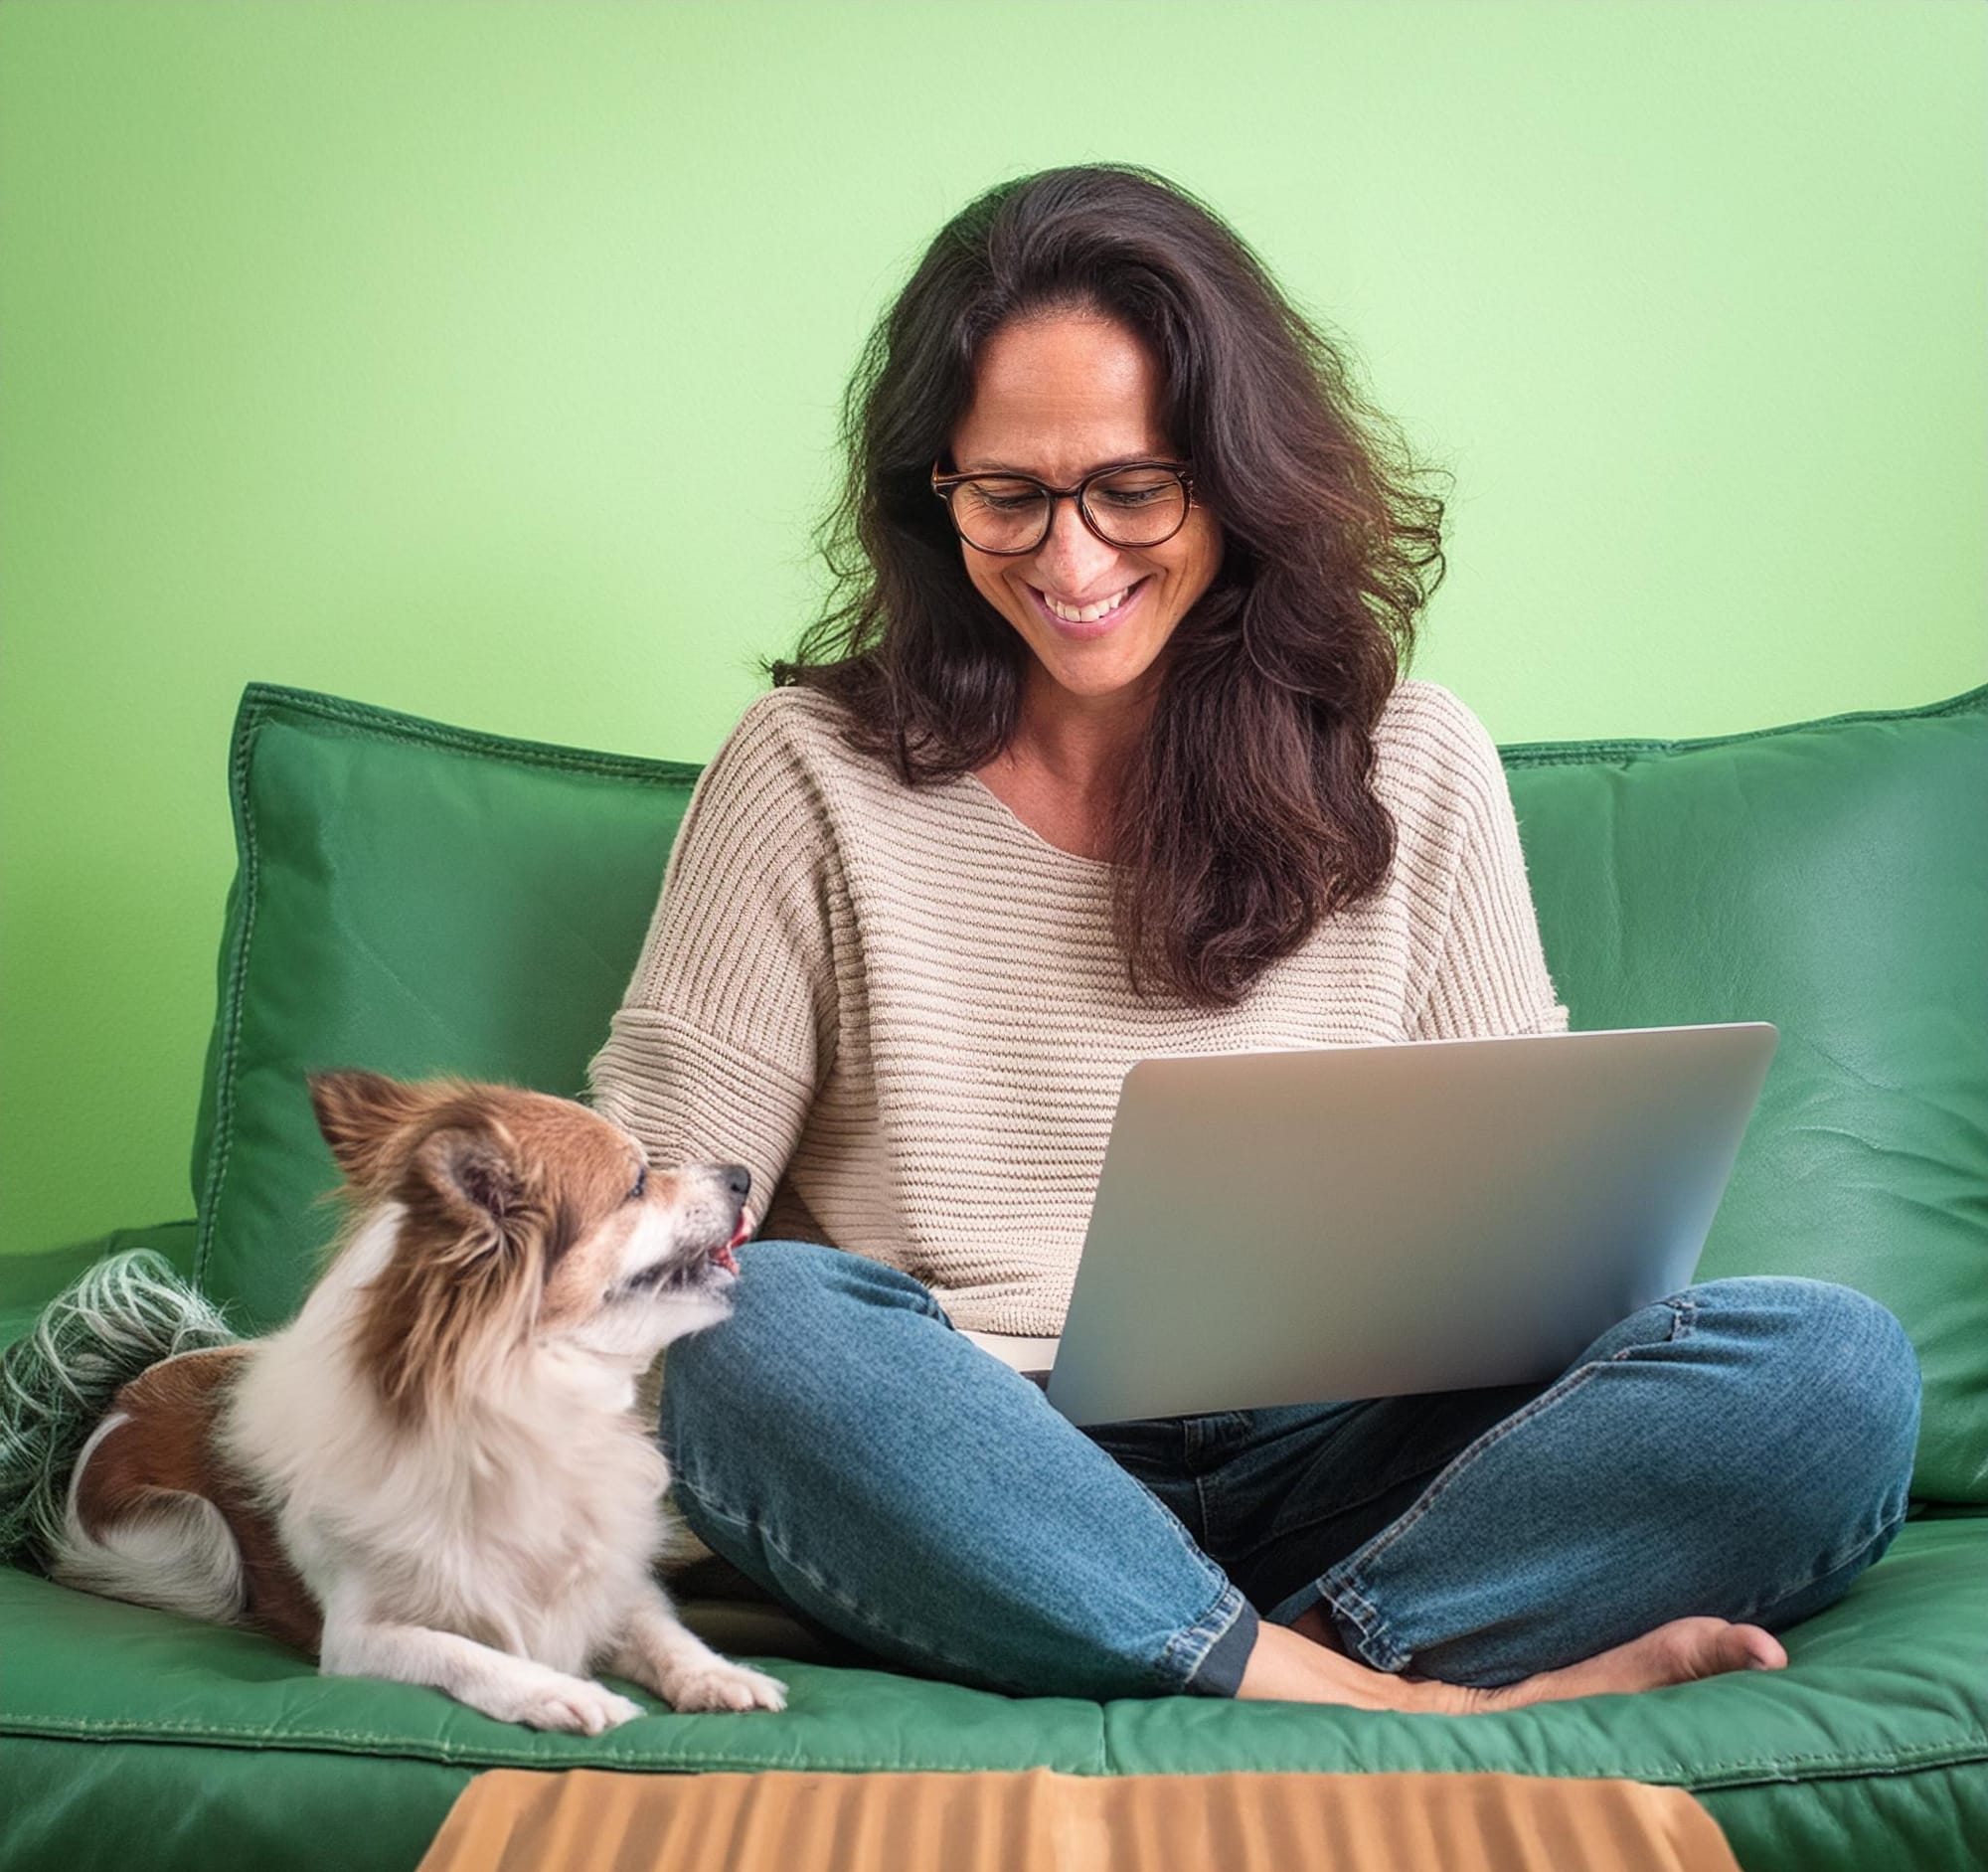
[971,667,1156,862]
[1005,666,1153,796]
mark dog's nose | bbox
[720,1165,751,1201]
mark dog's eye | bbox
[628,1165,647,1203]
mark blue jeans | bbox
[661,1241,1920,1700]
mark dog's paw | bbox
[664,1659,788,1714]
[483,1668,646,1735]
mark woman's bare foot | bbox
[1238,1615,1786,1713]
[1472,1617,1786,1711]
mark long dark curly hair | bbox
[769,164,1450,1008]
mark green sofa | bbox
[3,680,1984,1871]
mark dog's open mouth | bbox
[612,1209,751,1304]
[616,1233,742,1301]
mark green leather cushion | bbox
[0,1439,1982,1872]
[188,686,699,1325]
[187,682,1988,1499]
[1502,690,1988,1503]
[5,1230,1982,1872]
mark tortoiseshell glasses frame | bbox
[929,459,1197,556]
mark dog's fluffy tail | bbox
[0,1249,239,1571]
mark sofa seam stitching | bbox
[240,684,702,786]
[0,1712,1982,1786]
[0,1710,1107,1776]
[194,703,268,1290]
[1498,685,1986,770]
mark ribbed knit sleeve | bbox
[1408,694,1570,1042]
[584,694,837,1212]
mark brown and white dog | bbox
[51,1069,784,1732]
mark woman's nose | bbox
[1033,493,1122,594]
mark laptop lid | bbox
[1044,1023,1776,1426]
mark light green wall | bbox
[2,1,1982,1257]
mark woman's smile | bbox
[1028,575,1151,637]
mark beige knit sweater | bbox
[586,679,1569,1338]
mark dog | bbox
[45,1068,785,1732]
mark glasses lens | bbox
[948,477,1051,553]
[1082,468,1189,547]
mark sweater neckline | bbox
[957,772,1117,874]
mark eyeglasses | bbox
[930,459,1196,556]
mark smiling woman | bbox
[942,319,1221,724]
[775,166,1439,985]
[584,164,1919,1718]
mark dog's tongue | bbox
[712,1211,751,1274]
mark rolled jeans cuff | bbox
[1170,1581,1259,1697]
[1308,1568,1409,1673]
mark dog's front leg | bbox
[610,1582,787,1713]
[322,1610,643,1736]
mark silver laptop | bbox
[1039,1024,1777,1426]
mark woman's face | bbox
[946,311,1222,717]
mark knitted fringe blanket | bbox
[0,1251,239,1570]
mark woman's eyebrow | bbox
[956,452,1166,475]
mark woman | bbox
[587,165,1919,1710]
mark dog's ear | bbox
[307,1069,441,1189]
[413,1124,526,1246]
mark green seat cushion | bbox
[187,681,1988,1498]
[1,1518,1983,1872]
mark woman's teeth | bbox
[1041,585,1134,624]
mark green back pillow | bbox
[189,687,698,1322]
[189,682,1988,1501]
